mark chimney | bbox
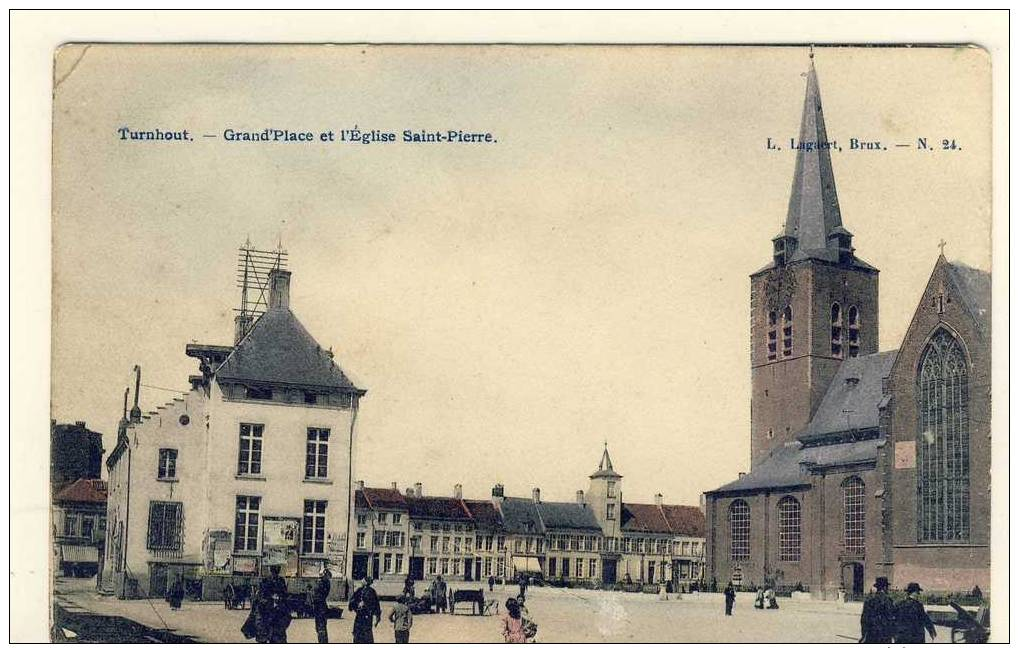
[576,490,585,505]
[234,313,253,344]
[414,482,423,497]
[738,472,747,479]
[531,487,541,503]
[405,488,414,497]
[129,365,142,423]
[491,484,505,501]
[355,480,364,491]
[268,269,292,310]
[453,484,463,499]
[75,420,87,428]
[391,481,398,491]
[655,493,663,507]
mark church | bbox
[703,58,991,600]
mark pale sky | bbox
[52,45,991,508]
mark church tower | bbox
[587,444,622,538]
[749,56,879,466]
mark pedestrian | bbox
[254,565,291,643]
[501,597,527,643]
[389,593,414,644]
[403,574,416,599]
[166,576,185,611]
[895,582,937,643]
[349,575,382,644]
[723,581,736,616]
[311,567,332,644]
[488,574,496,592]
[860,577,895,643]
[435,575,448,614]
[517,574,528,599]
[971,584,984,600]
[515,594,529,619]
[765,588,779,610]
[754,587,765,610]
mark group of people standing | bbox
[721,576,939,643]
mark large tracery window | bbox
[777,496,801,562]
[917,328,970,543]
[729,500,750,562]
[842,476,865,555]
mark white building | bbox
[103,269,364,599]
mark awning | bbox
[511,556,541,572]
[60,545,98,563]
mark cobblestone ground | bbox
[54,578,954,643]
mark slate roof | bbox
[214,307,363,393]
[798,351,897,441]
[463,500,504,528]
[708,442,809,494]
[947,261,991,333]
[498,497,545,535]
[359,487,408,510]
[536,501,602,532]
[800,438,882,470]
[54,478,108,504]
[590,446,622,479]
[404,496,472,522]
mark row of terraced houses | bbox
[352,447,705,590]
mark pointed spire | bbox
[590,443,622,479]
[778,52,849,262]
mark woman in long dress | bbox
[501,598,527,643]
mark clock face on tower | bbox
[763,268,797,313]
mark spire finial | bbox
[938,239,947,256]
[809,44,815,60]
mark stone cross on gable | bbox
[938,239,947,255]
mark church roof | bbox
[707,442,808,494]
[946,260,991,333]
[800,438,882,470]
[798,351,898,441]
[590,445,622,479]
[536,501,603,532]
[214,307,363,393]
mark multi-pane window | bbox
[147,501,183,550]
[63,513,78,536]
[234,496,260,552]
[383,553,392,573]
[302,500,327,554]
[497,556,505,577]
[81,516,95,540]
[847,306,860,357]
[395,554,403,573]
[430,536,438,552]
[496,536,505,551]
[428,557,437,574]
[157,448,178,480]
[830,303,843,357]
[782,306,793,357]
[305,428,330,479]
[917,329,970,543]
[393,514,402,524]
[443,537,451,553]
[356,532,366,548]
[777,496,801,562]
[842,477,865,555]
[607,481,616,497]
[237,424,263,475]
[374,530,386,546]
[729,499,750,562]
[767,310,778,361]
[589,558,597,579]
[575,559,583,578]
[606,503,616,520]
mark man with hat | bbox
[895,582,937,643]
[349,575,382,643]
[859,577,895,643]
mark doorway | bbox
[843,562,864,600]
[464,558,474,581]
[602,559,617,585]
[371,555,380,580]
[409,557,424,580]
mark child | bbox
[389,593,414,644]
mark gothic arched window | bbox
[842,476,865,555]
[729,499,750,562]
[777,496,801,562]
[848,306,860,357]
[767,311,778,361]
[782,306,793,357]
[831,303,843,357]
[917,328,970,543]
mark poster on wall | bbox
[327,533,347,576]
[203,529,233,576]
[263,517,301,577]
[233,556,258,575]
